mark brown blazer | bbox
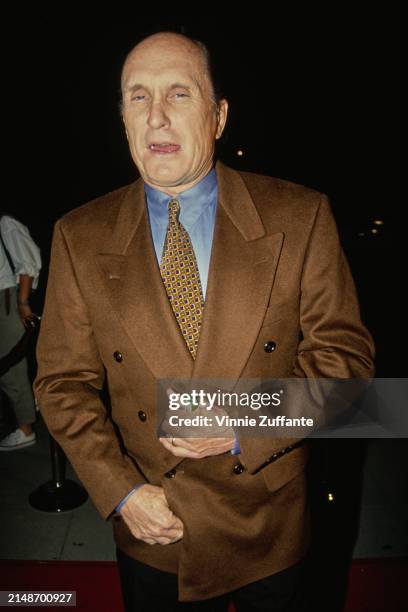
[34,161,375,601]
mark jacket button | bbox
[264,341,276,353]
[138,411,147,422]
[113,351,123,362]
[233,462,245,475]
[165,469,176,479]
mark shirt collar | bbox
[144,168,217,229]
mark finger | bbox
[168,438,233,458]
[159,437,200,458]
[159,436,234,457]
[154,509,183,529]
[169,437,207,450]
[140,523,183,542]
[160,436,204,451]
[142,537,157,545]
[157,519,184,534]
[145,534,182,546]
[153,529,183,541]
[168,437,222,454]
[155,527,183,542]
[158,437,177,453]
[167,531,183,542]
[154,536,176,545]
[184,436,233,446]
[144,519,183,536]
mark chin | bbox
[146,167,188,188]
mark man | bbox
[34,32,375,610]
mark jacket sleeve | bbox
[238,195,375,474]
[33,220,146,519]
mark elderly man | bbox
[34,31,375,611]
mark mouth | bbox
[148,143,181,154]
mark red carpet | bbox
[343,558,407,612]
[0,558,406,611]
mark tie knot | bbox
[168,199,180,222]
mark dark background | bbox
[5,17,402,377]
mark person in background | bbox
[0,212,41,450]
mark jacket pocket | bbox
[260,445,309,493]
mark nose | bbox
[147,101,170,130]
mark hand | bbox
[17,303,36,328]
[159,387,235,459]
[120,484,183,545]
[159,435,235,458]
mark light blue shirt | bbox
[144,167,218,298]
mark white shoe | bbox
[0,428,36,451]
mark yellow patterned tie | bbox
[160,199,204,359]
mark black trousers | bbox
[116,547,308,612]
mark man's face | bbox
[121,35,228,194]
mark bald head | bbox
[119,30,228,196]
[121,32,216,104]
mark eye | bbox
[129,89,149,102]
[170,90,190,100]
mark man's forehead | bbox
[122,59,203,91]
[122,40,204,89]
[123,72,199,91]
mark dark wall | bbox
[5,19,402,376]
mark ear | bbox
[215,99,229,140]
[122,115,129,141]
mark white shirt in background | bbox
[0,215,42,291]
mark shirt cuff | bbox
[230,432,241,455]
[115,484,144,513]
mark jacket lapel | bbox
[96,163,283,383]
[96,179,194,380]
[192,162,284,380]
